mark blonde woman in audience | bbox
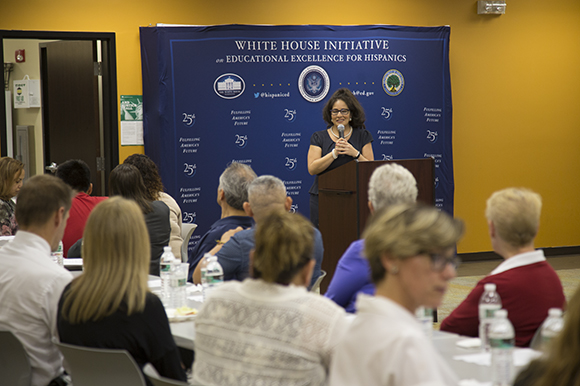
[0,156,25,235]
[330,204,464,386]
[513,283,580,386]
[193,210,348,386]
[441,187,565,347]
[57,197,186,385]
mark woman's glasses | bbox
[429,253,461,272]
[330,109,350,116]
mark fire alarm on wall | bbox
[15,49,25,63]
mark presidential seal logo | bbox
[382,69,405,96]
[214,73,245,99]
[298,65,330,103]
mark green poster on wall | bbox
[120,95,143,145]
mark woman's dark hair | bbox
[322,88,366,129]
[123,154,164,201]
[109,164,152,214]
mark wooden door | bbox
[40,40,103,194]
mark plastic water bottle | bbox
[479,283,502,350]
[169,262,188,309]
[159,246,176,307]
[199,253,211,299]
[201,254,224,300]
[51,241,64,267]
[540,308,564,350]
[415,306,434,339]
[489,309,515,386]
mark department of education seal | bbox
[214,73,245,99]
[382,69,405,96]
[298,65,330,103]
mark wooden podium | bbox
[318,159,435,293]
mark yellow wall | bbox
[2,0,579,253]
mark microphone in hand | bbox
[338,124,345,139]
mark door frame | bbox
[0,30,119,189]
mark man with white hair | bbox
[192,175,323,289]
[325,163,418,312]
[187,162,256,282]
[441,187,565,347]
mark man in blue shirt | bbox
[191,175,323,289]
[187,162,256,282]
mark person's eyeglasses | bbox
[330,109,350,116]
[429,253,461,272]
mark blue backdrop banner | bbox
[140,24,453,252]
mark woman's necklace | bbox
[330,126,352,139]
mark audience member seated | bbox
[440,187,566,347]
[325,163,417,312]
[124,153,183,260]
[193,210,348,386]
[513,283,580,386]
[0,175,73,386]
[187,162,256,281]
[55,159,107,256]
[192,175,323,289]
[70,164,171,275]
[57,197,186,385]
[329,204,464,386]
[110,164,170,275]
[0,156,25,235]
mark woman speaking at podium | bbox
[307,88,374,228]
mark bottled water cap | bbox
[548,308,562,317]
[484,283,496,291]
[495,309,507,318]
